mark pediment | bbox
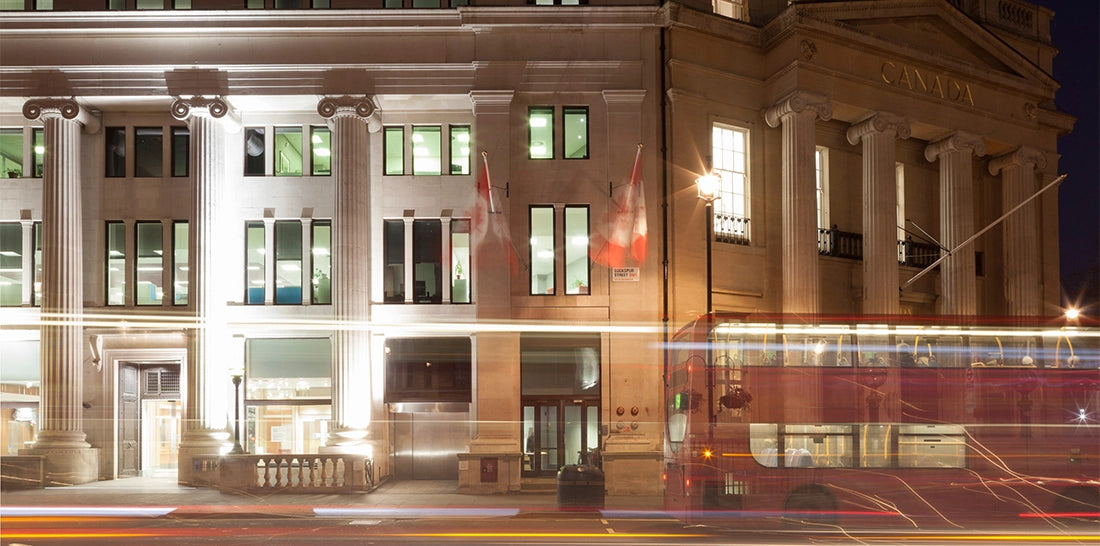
[796,1,1053,85]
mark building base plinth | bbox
[457,436,522,494]
[602,433,663,496]
[177,430,230,487]
[18,446,99,486]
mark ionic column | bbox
[924,132,986,316]
[847,112,911,315]
[171,97,239,483]
[317,96,379,452]
[21,98,100,485]
[765,90,832,315]
[989,147,1047,316]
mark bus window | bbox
[783,424,853,467]
[898,424,965,468]
[749,423,778,467]
[860,423,892,468]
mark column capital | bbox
[171,96,241,132]
[846,111,911,145]
[988,146,1047,176]
[23,98,100,133]
[924,131,986,162]
[318,95,381,133]
[764,90,832,128]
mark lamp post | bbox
[229,374,244,454]
[696,171,720,313]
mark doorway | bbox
[117,363,181,478]
[522,399,599,477]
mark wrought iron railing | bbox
[714,213,750,246]
[899,239,942,269]
[818,227,862,260]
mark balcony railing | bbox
[714,213,750,246]
[818,226,862,259]
[899,239,942,269]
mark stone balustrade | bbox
[217,454,375,494]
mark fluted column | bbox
[989,147,1046,316]
[171,97,238,483]
[318,96,379,452]
[924,132,986,316]
[847,112,910,315]
[765,90,832,315]
[21,98,99,484]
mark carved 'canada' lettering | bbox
[880,62,975,106]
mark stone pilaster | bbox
[318,96,378,453]
[171,97,239,484]
[21,98,100,485]
[924,132,986,316]
[847,112,910,315]
[765,90,832,315]
[989,147,1047,316]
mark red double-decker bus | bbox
[663,313,1100,527]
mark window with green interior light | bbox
[529,206,555,295]
[0,128,23,178]
[275,127,303,176]
[563,107,588,159]
[384,127,404,175]
[412,126,442,175]
[0,223,21,306]
[135,222,163,306]
[173,221,188,305]
[449,125,471,175]
[245,222,265,304]
[274,221,303,305]
[528,107,554,159]
[107,222,126,306]
[310,126,331,176]
[564,206,589,294]
[311,221,331,305]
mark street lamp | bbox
[229,374,244,454]
[696,171,721,313]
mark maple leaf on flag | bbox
[591,145,647,268]
[471,152,522,275]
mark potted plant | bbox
[7,168,20,178]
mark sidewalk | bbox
[0,476,665,518]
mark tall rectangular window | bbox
[106,127,126,178]
[0,128,23,178]
[412,219,442,303]
[563,107,589,159]
[32,222,41,306]
[245,222,265,304]
[244,128,266,176]
[274,221,302,305]
[564,206,589,295]
[450,219,470,304]
[815,147,829,232]
[449,125,471,175]
[310,126,331,176]
[32,128,44,178]
[528,107,554,159]
[134,127,163,177]
[275,127,303,176]
[384,127,404,175]
[107,222,126,305]
[171,127,189,177]
[311,220,331,305]
[896,163,906,262]
[383,219,405,302]
[173,221,188,305]
[0,223,21,306]
[135,222,163,306]
[712,123,749,243]
[411,126,442,176]
[530,206,555,295]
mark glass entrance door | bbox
[522,400,599,477]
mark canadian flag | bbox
[592,145,647,267]
[472,153,520,275]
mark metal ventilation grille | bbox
[143,368,181,398]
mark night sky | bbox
[1032,0,1099,315]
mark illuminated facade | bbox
[0,0,1070,493]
